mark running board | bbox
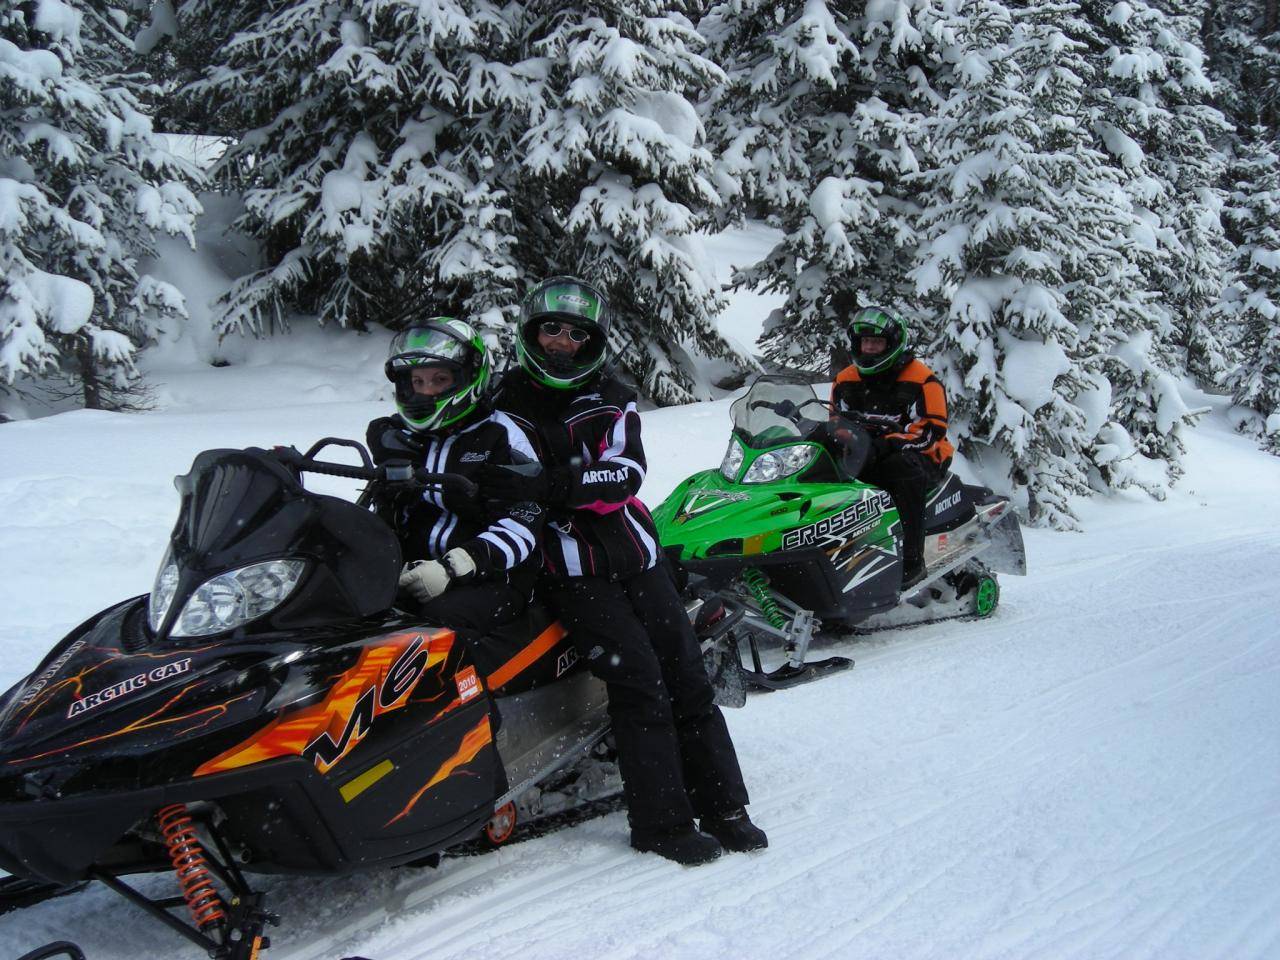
[742,656,854,692]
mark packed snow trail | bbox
[2,394,1279,960]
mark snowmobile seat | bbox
[923,472,977,534]
[453,600,578,699]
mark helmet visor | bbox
[388,325,474,372]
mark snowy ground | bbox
[3,377,1279,960]
[2,228,1280,958]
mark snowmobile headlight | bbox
[742,444,816,484]
[147,549,181,632]
[170,560,307,638]
[720,437,745,481]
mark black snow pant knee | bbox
[414,580,527,632]
[544,563,750,832]
[861,448,941,565]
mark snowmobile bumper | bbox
[979,503,1026,575]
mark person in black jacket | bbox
[478,277,766,866]
[367,318,544,632]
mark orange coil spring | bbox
[157,803,226,929]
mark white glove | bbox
[442,546,477,582]
[398,560,451,604]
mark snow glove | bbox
[478,460,568,505]
[397,548,479,603]
[366,416,425,464]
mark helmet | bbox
[384,318,490,432]
[848,306,908,375]
[516,276,610,390]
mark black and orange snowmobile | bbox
[0,440,706,959]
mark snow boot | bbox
[630,822,723,865]
[901,556,927,590]
[700,808,769,852]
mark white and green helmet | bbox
[516,276,610,390]
[384,319,490,432]
[849,306,909,375]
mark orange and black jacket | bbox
[831,353,955,467]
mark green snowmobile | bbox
[655,375,1026,693]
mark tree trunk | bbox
[77,339,103,410]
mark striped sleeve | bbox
[460,414,545,574]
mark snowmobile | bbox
[0,439,664,960]
[654,375,1027,691]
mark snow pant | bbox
[860,447,944,565]
[543,563,750,832]
[413,579,528,632]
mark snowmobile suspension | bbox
[156,803,226,930]
[741,568,787,631]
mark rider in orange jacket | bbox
[830,306,954,588]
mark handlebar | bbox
[271,442,479,499]
[748,397,832,421]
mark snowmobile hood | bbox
[0,597,293,788]
[655,468,896,563]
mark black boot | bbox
[630,822,723,865]
[700,808,768,852]
[901,555,926,590]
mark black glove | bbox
[868,435,896,461]
[366,417,424,465]
[478,460,567,504]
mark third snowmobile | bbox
[654,375,1027,690]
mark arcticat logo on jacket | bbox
[582,467,628,485]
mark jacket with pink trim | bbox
[493,368,661,582]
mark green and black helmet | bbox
[848,306,909,375]
[384,318,490,432]
[516,276,610,390]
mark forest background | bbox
[2,0,1278,527]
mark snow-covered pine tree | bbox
[1036,1,1199,497]
[1202,0,1280,134]
[183,0,743,403]
[183,0,525,340]
[1086,0,1232,388]
[1218,128,1280,450]
[699,0,935,373]
[134,1,272,138]
[907,0,1102,528]
[0,1,198,412]
[514,1,748,403]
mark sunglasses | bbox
[539,321,591,343]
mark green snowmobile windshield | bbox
[730,377,830,448]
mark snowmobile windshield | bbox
[730,377,829,449]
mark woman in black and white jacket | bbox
[367,318,543,632]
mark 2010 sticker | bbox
[455,666,480,703]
